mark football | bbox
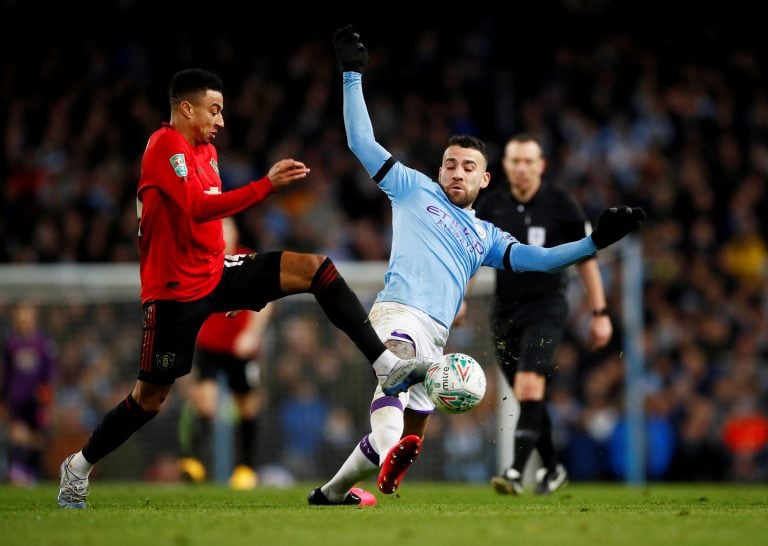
[424,352,486,414]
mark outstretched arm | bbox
[508,206,646,272]
[188,159,310,223]
[342,73,391,177]
[508,237,597,273]
[334,25,391,178]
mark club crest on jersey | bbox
[475,223,487,239]
[156,352,176,370]
[170,154,188,177]
[210,158,219,175]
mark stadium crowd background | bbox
[1,3,767,484]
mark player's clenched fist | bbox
[333,24,369,73]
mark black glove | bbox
[333,24,369,73]
[591,206,646,249]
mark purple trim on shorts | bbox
[410,408,435,416]
[370,395,403,413]
[390,330,415,344]
[359,434,380,466]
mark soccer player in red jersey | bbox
[57,68,429,509]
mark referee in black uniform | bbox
[475,134,613,495]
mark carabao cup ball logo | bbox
[425,353,486,414]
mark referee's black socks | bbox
[512,400,545,473]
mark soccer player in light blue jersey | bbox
[308,26,646,506]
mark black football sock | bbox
[27,448,42,479]
[512,400,545,473]
[310,258,387,363]
[82,394,157,464]
[192,415,213,469]
[536,407,558,470]
[178,402,195,457]
[236,417,257,468]
[9,445,25,471]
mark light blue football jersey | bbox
[377,161,513,327]
[343,72,596,327]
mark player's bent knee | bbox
[384,339,416,359]
[280,252,329,292]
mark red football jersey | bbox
[196,309,251,353]
[136,124,274,303]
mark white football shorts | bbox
[368,301,448,412]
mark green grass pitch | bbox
[2,482,766,546]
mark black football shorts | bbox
[490,299,568,385]
[138,251,282,385]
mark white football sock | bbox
[371,350,400,383]
[321,445,378,502]
[370,405,404,459]
[69,451,93,477]
[320,402,405,502]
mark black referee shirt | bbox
[474,182,590,311]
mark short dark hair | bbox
[507,133,540,146]
[505,133,544,159]
[169,68,224,106]
[448,135,488,164]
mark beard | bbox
[444,187,477,209]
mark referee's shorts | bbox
[490,299,567,384]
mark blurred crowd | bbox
[1,4,768,483]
